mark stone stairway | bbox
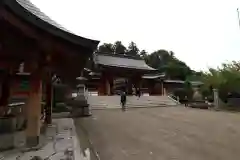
[87,95,178,110]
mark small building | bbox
[142,74,204,95]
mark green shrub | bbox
[52,103,70,113]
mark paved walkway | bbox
[1,118,86,160]
[75,107,240,160]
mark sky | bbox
[31,0,240,71]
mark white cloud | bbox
[31,0,240,71]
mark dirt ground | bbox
[75,107,240,160]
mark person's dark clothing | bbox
[121,93,126,103]
[136,88,141,98]
[184,96,188,107]
[120,92,127,111]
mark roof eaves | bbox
[95,54,156,71]
[95,52,144,60]
[4,0,99,50]
[98,63,155,71]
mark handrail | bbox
[167,93,181,105]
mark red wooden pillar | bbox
[98,78,104,95]
[148,80,154,95]
[98,75,107,95]
[26,72,42,147]
[127,78,133,95]
[45,78,52,124]
[161,81,164,95]
[154,83,162,95]
[106,75,113,95]
[44,69,53,124]
[109,77,114,95]
[138,78,143,95]
[136,76,142,89]
[0,72,10,116]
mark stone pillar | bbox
[163,88,167,96]
[26,73,42,147]
[213,88,219,109]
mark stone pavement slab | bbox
[1,118,87,160]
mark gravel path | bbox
[75,107,240,160]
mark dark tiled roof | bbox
[3,0,99,50]
[93,53,156,71]
[163,80,204,86]
[191,81,204,86]
[163,80,185,83]
[142,73,165,79]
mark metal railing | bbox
[167,93,181,105]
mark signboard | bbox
[19,80,30,90]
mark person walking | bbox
[120,91,127,111]
[136,88,141,99]
[184,96,188,107]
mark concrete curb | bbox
[78,122,101,160]
[68,119,86,160]
[72,136,82,160]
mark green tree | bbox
[140,50,148,59]
[145,50,167,69]
[169,51,175,57]
[113,41,126,54]
[126,41,140,56]
[199,61,240,102]
[146,50,192,80]
[97,43,114,53]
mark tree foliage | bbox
[97,43,114,53]
[197,61,240,102]
[126,41,139,56]
[145,50,192,80]
[113,41,126,54]
[139,50,147,58]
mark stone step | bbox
[91,104,168,110]
[89,101,176,106]
[90,102,172,107]
[89,101,173,104]
[87,96,178,110]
